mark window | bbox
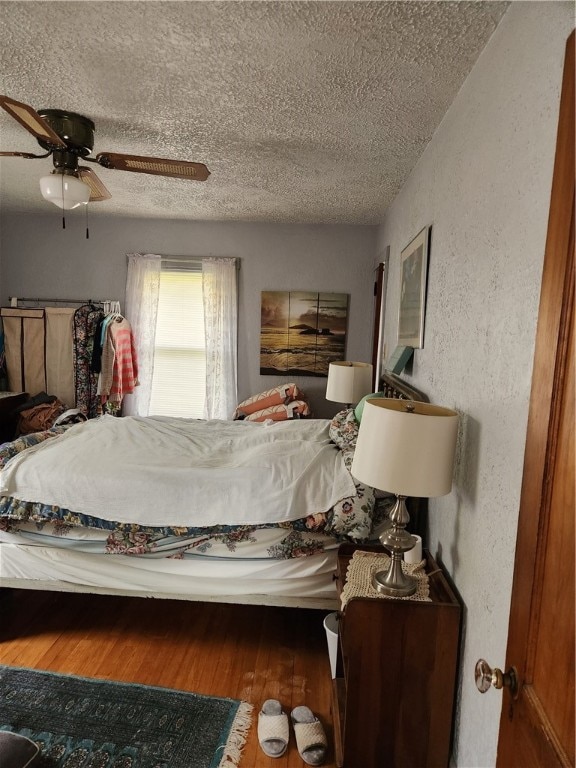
[148,269,206,418]
[125,253,237,420]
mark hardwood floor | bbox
[0,589,337,767]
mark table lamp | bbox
[351,397,458,597]
[325,361,373,407]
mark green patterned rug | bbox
[0,665,253,768]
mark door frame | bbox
[497,29,575,764]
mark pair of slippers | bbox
[257,699,327,765]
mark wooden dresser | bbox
[332,543,461,768]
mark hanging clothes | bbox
[90,315,106,374]
[73,304,105,419]
[99,316,139,409]
[90,300,122,378]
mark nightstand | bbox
[332,543,461,768]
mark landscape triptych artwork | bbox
[260,291,349,377]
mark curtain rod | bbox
[129,254,239,269]
[7,297,117,305]
[160,256,240,269]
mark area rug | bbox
[0,665,253,768]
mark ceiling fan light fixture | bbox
[39,173,90,209]
[0,95,211,218]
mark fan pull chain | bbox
[61,174,66,229]
[85,203,89,239]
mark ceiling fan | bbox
[0,95,211,210]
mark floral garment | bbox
[73,304,104,419]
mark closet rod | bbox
[7,297,116,305]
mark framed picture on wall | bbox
[397,226,430,348]
[260,291,349,376]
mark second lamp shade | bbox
[325,361,373,404]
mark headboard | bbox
[379,371,429,403]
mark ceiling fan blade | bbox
[0,95,67,148]
[78,166,112,202]
[96,152,210,181]
[0,150,49,158]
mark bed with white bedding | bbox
[0,373,427,610]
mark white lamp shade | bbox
[40,174,91,210]
[326,361,373,404]
[351,398,459,497]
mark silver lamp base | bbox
[372,558,416,597]
[373,494,417,597]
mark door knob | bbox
[475,659,518,696]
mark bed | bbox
[0,373,427,610]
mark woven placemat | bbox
[341,550,431,608]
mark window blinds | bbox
[148,269,206,419]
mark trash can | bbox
[323,611,339,678]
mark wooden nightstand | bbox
[332,543,461,768]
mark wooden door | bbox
[496,30,574,767]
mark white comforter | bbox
[0,415,356,528]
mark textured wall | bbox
[0,215,377,418]
[376,4,574,766]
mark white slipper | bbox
[291,706,327,766]
[257,699,289,758]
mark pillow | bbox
[329,408,359,450]
[234,383,307,419]
[244,400,311,422]
[329,408,393,502]
[354,391,386,424]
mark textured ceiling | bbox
[0,1,508,224]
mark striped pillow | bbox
[234,383,306,419]
[244,400,311,422]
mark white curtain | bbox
[123,253,161,416]
[202,257,238,420]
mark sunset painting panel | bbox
[260,291,348,376]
